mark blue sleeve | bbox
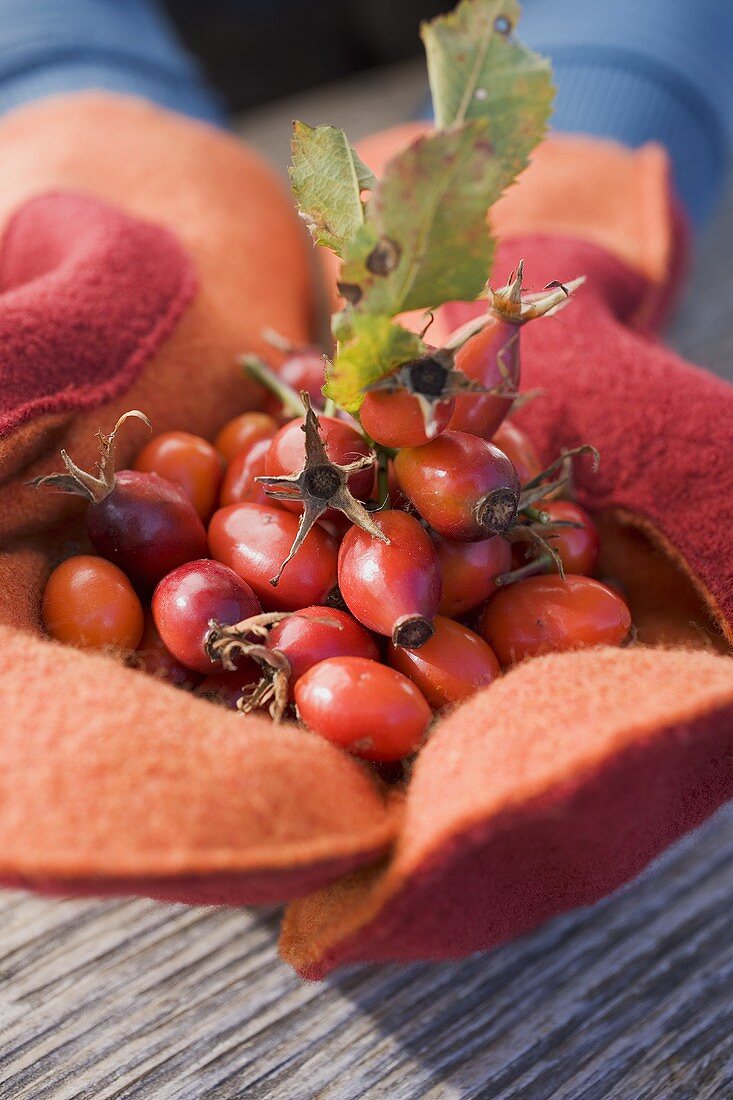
[0,0,225,125]
[519,0,733,226]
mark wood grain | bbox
[1,61,732,1100]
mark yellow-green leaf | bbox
[325,314,426,414]
[289,122,377,255]
[340,121,500,316]
[421,0,554,183]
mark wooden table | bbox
[1,62,732,1099]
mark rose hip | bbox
[263,348,325,416]
[492,420,542,484]
[209,502,338,611]
[87,471,209,590]
[266,606,379,694]
[435,534,512,617]
[33,412,208,590]
[360,389,454,449]
[265,414,374,511]
[479,574,632,665]
[214,411,278,463]
[295,656,432,762]
[43,555,144,651]
[220,437,272,507]
[337,510,441,648]
[387,615,500,708]
[152,559,261,673]
[394,431,520,540]
[540,500,600,575]
[133,430,224,521]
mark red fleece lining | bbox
[0,190,196,436]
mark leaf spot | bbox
[366,236,402,277]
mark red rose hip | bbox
[33,412,209,591]
[267,606,379,694]
[295,656,432,762]
[265,414,374,511]
[337,510,441,648]
[214,411,278,463]
[435,534,512,617]
[387,615,500,709]
[220,437,272,507]
[394,431,520,541]
[209,502,338,611]
[134,430,224,521]
[152,559,261,673]
[43,555,144,652]
[479,574,632,666]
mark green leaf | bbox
[339,121,500,316]
[421,0,554,183]
[289,122,377,255]
[325,314,426,413]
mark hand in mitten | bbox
[0,97,730,981]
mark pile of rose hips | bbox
[37,307,632,768]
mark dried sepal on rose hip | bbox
[255,393,388,586]
[359,346,499,449]
[447,264,585,440]
[204,605,374,721]
[205,610,294,721]
[31,410,208,589]
[498,444,602,586]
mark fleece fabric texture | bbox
[0,622,397,903]
[0,97,730,976]
[0,190,196,437]
[280,647,733,976]
[0,91,317,624]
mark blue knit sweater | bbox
[0,0,730,225]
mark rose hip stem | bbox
[256,393,387,586]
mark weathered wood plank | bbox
[1,60,732,1100]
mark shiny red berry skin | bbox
[42,554,144,652]
[265,415,374,512]
[394,432,520,541]
[263,350,325,417]
[435,534,512,617]
[220,437,272,507]
[337,510,441,647]
[492,420,542,484]
[267,605,379,695]
[133,431,224,521]
[448,317,519,438]
[208,502,339,611]
[479,574,632,666]
[359,390,454,449]
[196,663,262,708]
[86,470,209,591]
[214,412,278,464]
[295,656,432,762]
[152,559,261,674]
[135,611,201,687]
[387,615,500,709]
[541,500,600,575]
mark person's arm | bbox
[0,0,224,123]
[516,0,733,226]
